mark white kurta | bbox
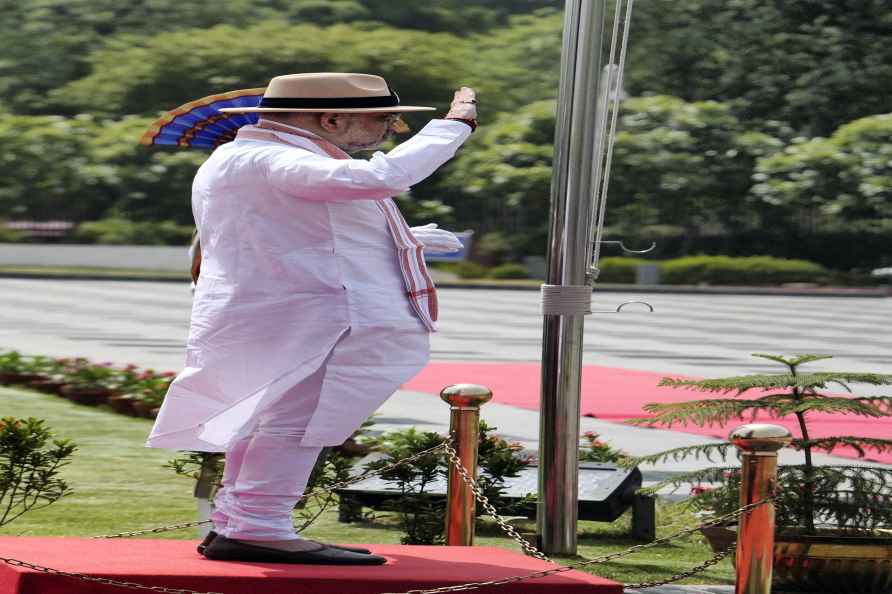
[146,119,471,451]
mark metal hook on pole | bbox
[615,300,654,312]
[589,300,654,314]
[598,240,657,255]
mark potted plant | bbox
[106,364,148,415]
[627,354,892,593]
[25,356,70,394]
[128,371,175,418]
[0,351,44,385]
[57,359,119,405]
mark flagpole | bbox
[537,0,608,555]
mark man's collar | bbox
[256,118,325,141]
[237,118,351,159]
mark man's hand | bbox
[445,87,477,121]
[411,223,463,253]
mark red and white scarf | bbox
[236,120,438,331]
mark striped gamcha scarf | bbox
[237,119,439,331]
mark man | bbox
[146,73,477,565]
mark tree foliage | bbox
[0,417,77,527]
[0,113,205,223]
[628,0,892,137]
[628,354,892,533]
[2,1,892,271]
[52,22,470,118]
[751,113,892,231]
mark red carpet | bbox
[406,362,892,464]
[0,537,621,594]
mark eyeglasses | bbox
[339,112,409,133]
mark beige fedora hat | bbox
[218,72,435,114]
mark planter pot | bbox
[701,524,736,552]
[130,399,158,418]
[60,384,113,405]
[107,394,138,415]
[28,379,68,395]
[702,525,892,593]
[0,372,45,385]
[773,530,892,593]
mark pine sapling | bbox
[626,354,892,534]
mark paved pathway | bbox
[5,279,890,375]
[4,278,888,475]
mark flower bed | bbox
[0,350,175,419]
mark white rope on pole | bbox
[584,0,624,277]
[540,284,593,315]
[592,0,635,266]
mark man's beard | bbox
[344,130,393,154]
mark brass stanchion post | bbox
[441,383,492,546]
[730,423,792,594]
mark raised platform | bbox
[0,537,622,594]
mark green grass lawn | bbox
[1,385,733,585]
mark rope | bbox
[592,0,635,266]
[540,284,593,315]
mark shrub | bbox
[0,417,77,527]
[0,220,25,242]
[660,255,826,286]
[596,257,649,283]
[487,263,529,279]
[448,261,489,279]
[73,218,193,246]
[473,231,514,266]
[363,422,532,544]
[579,431,628,464]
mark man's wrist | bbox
[444,117,477,132]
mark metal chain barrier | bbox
[0,556,224,594]
[91,441,451,539]
[441,438,550,561]
[623,543,736,591]
[1,440,775,593]
[378,497,770,594]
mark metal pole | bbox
[441,383,492,546]
[730,423,792,594]
[538,0,608,555]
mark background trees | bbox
[1,0,890,271]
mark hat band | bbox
[258,91,400,109]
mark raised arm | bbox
[264,119,472,201]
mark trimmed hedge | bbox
[564,255,829,285]
[659,255,826,286]
[487,263,529,279]
[597,257,649,283]
[443,255,836,286]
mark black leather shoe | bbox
[198,531,372,556]
[197,530,217,555]
[203,535,386,565]
[303,539,372,555]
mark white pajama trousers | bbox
[209,324,429,541]
[210,365,326,541]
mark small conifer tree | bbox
[627,354,892,533]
